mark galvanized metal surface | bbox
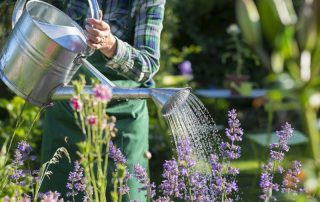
[0,0,191,114]
[0,0,99,106]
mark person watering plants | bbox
[41,0,165,200]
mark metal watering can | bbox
[0,0,190,115]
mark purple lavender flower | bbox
[208,109,243,201]
[40,191,64,202]
[270,150,285,162]
[225,180,238,194]
[269,123,294,162]
[159,159,184,198]
[10,141,35,183]
[259,123,295,201]
[209,154,223,175]
[176,137,196,176]
[225,109,243,143]
[190,172,210,201]
[108,141,132,195]
[282,161,303,193]
[11,169,25,180]
[209,154,238,200]
[17,141,32,154]
[12,141,32,166]
[259,173,279,201]
[220,109,243,160]
[178,60,193,76]
[66,161,87,199]
[109,141,127,164]
[219,142,241,160]
[154,197,171,202]
[133,164,156,199]
[118,170,132,195]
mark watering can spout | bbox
[51,86,191,115]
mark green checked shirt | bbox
[64,0,165,83]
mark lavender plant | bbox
[282,160,303,194]
[134,164,156,200]
[2,97,309,202]
[66,161,90,202]
[259,123,303,201]
[109,141,132,201]
[0,140,69,201]
[8,141,35,199]
[209,109,243,202]
[39,191,64,202]
[155,109,243,202]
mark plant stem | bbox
[301,101,320,164]
[186,175,193,202]
[119,179,123,202]
[233,34,244,76]
[254,45,271,70]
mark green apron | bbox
[41,52,149,201]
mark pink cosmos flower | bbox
[93,84,112,102]
[70,96,83,112]
[86,115,97,126]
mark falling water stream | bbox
[162,92,219,166]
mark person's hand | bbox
[85,15,117,58]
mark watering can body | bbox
[0,0,99,106]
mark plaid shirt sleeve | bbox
[106,0,165,83]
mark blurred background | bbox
[1,0,319,201]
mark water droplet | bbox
[162,93,219,166]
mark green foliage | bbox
[221,24,260,76]
[166,0,266,87]
[0,97,42,149]
[236,0,320,198]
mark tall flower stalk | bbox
[259,123,294,201]
[209,109,243,202]
[70,76,118,201]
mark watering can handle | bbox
[12,0,100,29]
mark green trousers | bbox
[41,53,149,201]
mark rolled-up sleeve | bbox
[106,0,165,83]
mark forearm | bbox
[104,37,160,83]
[103,0,165,83]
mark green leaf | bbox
[247,130,308,146]
[236,0,262,47]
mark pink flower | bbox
[93,84,112,102]
[86,115,97,126]
[70,96,83,112]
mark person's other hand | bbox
[85,16,117,58]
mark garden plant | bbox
[0,0,319,201]
[236,0,320,197]
[0,77,310,201]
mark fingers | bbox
[86,18,110,30]
[85,24,108,36]
[84,30,100,44]
[85,29,109,50]
[88,42,103,49]
[99,10,103,21]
